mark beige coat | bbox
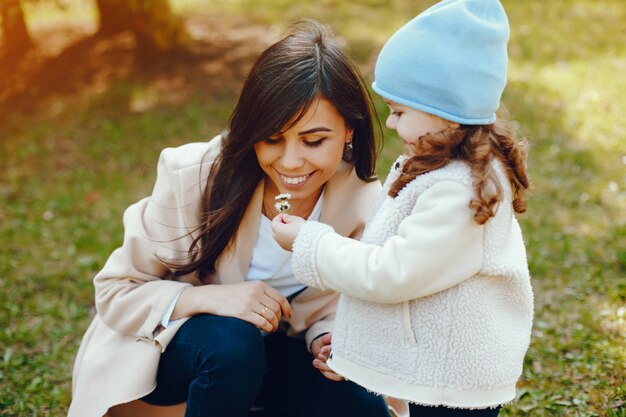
[68,136,382,417]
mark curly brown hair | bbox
[389,119,529,225]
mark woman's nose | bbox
[280,143,304,170]
[386,115,396,129]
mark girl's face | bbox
[384,99,457,156]
[254,97,353,203]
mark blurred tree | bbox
[95,0,188,57]
[0,0,33,58]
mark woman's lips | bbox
[278,171,314,187]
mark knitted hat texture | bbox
[372,0,510,125]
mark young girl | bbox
[272,1,534,415]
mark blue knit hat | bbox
[372,0,510,125]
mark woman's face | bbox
[254,97,353,203]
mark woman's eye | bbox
[390,110,403,117]
[304,138,326,148]
[263,137,282,144]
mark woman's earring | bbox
[342,141,353,161]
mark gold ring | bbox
[259,306,269,317]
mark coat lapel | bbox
[216,181,263,284]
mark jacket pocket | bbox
[401,301,417,346]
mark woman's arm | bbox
[95,143,291,340]
[171,282,292,333]
[275,180,484,304]
[93,147,200,340]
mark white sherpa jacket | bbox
[291,156,534,409]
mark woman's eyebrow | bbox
[298,127,333,135]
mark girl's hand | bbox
[311,333,344,382]
[271,213,306,252]
[174,281,292,333]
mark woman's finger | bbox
[313,359,334,372]
[263,286,293,319]
[261,295,283,321]
[257,304,279,331]
[321,370,344,382]
[250,311,274,333]
[314,358,344,381]
[314,355,342,382]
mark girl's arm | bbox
[277,180,484,304]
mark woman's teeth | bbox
[281,174,309,185]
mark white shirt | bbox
[161,192,324,328]
[246,193,324,297]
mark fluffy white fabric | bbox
[292,157,534,408]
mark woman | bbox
[68,21,397,417]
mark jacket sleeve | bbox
[300,177,382,349]
[93,148,194,341]
[292,180,484,304]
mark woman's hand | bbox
[173,281,292,333]
[310,333,344,382]
[271,213,306,252]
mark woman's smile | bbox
[278,171,316,187]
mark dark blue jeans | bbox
[409,404,501,416]
[142,314,390,417]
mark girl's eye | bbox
[390,110,403,117]
[304,138,326,148]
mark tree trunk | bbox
[1,0,33,58]
[133,0,188,56]
[95,0,132,33]
[95,0,188,56]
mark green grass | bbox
[1,1,625,416]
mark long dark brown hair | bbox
[173,20,380,280]
[389,118,529,225]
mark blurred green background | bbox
[0,1,624,416]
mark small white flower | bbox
[274,193,291,213]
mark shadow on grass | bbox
[0,14,275,127]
